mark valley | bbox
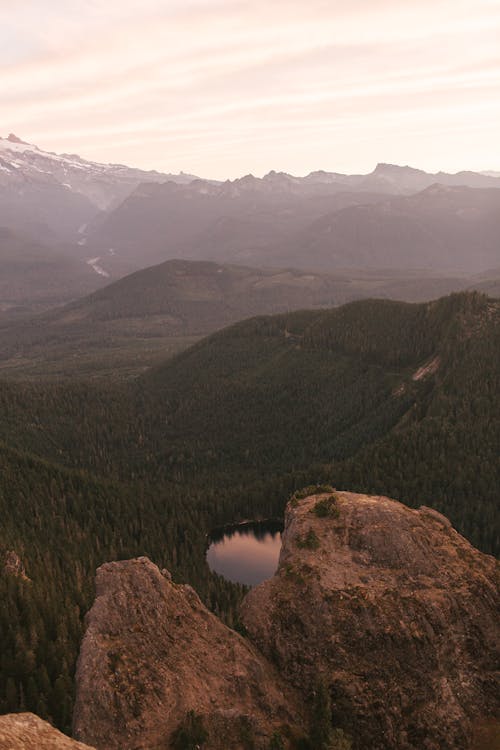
[0,257,495,379]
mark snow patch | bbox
[0,138,38,154]
[87,257,110,278]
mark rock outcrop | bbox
[3,551,29,580]
[0,713,94,749]
[73,557,304,750]
[241,491,500,750]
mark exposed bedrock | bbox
[73,557,304,749]
[241,491,500,750]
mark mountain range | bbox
[1,134,500,310]
[84,168,500,276]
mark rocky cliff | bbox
[73,557,304,750]
[241,491,500,750]
[0,713,94,749]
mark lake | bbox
[206,520,283,586]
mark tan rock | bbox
[0,713,94,749]
[241,491,500,750]
[73,557,304,750]
[3,551,29,581]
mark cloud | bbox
[2,0,499,177]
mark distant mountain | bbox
[85,167,500,275]
[0,134,197,242]
[0,258,478,379]
[275,185,500,273]
[306,162,500,193]
[85,178,396,272]
[467,268,500,298]
[2,137,500,300]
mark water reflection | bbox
[207,520,283,586]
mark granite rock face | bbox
[0,713,94,749]
[73,557,303,750]
[240,491,500,750]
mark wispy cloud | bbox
[2,0,499,177]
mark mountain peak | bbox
[6,133,28,144]
[263,169,293,180]
[373,162,425,175]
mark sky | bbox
[2,0,500,178]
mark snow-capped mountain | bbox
[0,133,198,243]
[1,133,499,314]
[0,133,196,209]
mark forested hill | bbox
[0,257,484,380]
[0,291,498,554]
[139,292,499,554]
[0,290,498,733]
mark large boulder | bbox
[73,557,303,749]
[241,491,500,750]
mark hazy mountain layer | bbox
[2,137,500,306]
[85,179,391,271]
[0,258,480,379]
[277,185,500,272]
[0,227,108,317]
[86,179,500,275]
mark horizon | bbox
[2,0,500,179]
[1,130,498,181]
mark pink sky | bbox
[2,0,500,178]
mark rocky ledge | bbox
[241,490,500,750]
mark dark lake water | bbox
[206,520,283,586]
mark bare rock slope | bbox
[73,557,303,750]
[0,713,94,749]
[241,491,500,750]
